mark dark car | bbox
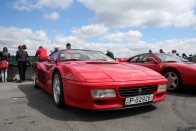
[185,56,196,63]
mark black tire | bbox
[33,71,39,89]
[162,69,183,92]
[53,71,64,107]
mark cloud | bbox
[79,0,196,28]
[0,27,52,56]
[14,0,73,11]
[71,24,108,39]
[1,27,196,58]
[53,34,196,58]
[101,30,142,43]
[92,39,196,58]
[0,27,32,45]
[30,31,49,41]
[54,35,85,45]
[44,11,59,20]
[13,0,196,27]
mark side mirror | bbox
[146,57,158,63]
[41,56,54,61]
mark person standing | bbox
[182,53,187,58]
[22,45,27,51]
[0,47,10,82]
[172,50,176,55]
[49,46,59,57]
[16,45,29,82]
[66,43,71,49]
[22,45,31,66]
[159,49,164,53]
[35,46,47,61]
[106,50,115,59]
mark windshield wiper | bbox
[94,59,107,61]
[164,61,177,63]
[62,59,81,61]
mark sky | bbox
[0,0,196,58]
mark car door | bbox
[43,52,58,91]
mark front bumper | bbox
[62,79,167,110]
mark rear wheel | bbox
[53,71,64,107]
[162,69,183,92]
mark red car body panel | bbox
[60,79,166,110]
[123,53,196,87]
[34,50,168,110]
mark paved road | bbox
[0,82,196,131]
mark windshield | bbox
[156,54,188,62]
[59,50,115,61]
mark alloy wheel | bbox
[53,75,61,104]
[164,71,178,91]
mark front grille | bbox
[118,85,157,97]
[38,69,46,84]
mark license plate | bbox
[125,94,153,105]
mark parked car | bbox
[33,49,167,110]
[119,53,196,92]
[185,56,196,63]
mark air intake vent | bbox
[118,85,157,97]
[38,69,46,84]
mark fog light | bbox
[157,84,167,93]
[91,89,116,98]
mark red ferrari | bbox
[120,53,196,92]
[33,49,167,110]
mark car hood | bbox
[68,61,164,82]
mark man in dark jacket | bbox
[16,46,28,82]
[106,50,115,59]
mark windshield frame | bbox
[59,49,115,62]
[156,53,188,62]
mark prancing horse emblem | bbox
[139,88,142,94]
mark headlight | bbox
[157,84,167,93]
[91,89,116,98]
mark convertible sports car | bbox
[33,49,167,110]
[119,53,196,92]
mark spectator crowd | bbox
[149,49,195,58]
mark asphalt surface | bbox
[0,82,196,131]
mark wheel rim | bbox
[164,71,178,90]
[53,75,61,104]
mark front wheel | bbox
[53,71,64,107]
[162,69,183,92]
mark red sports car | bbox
[33,49,167,110]
[120,53,196,92]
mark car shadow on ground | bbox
[167,88,196,97]
[18,84,157,122]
